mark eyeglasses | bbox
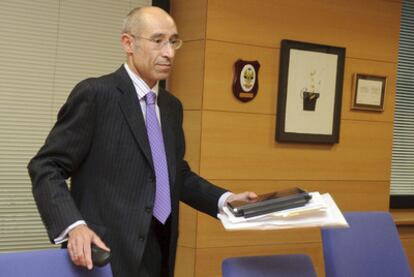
[130,34,183,50]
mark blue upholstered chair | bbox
[222,254,317,277]
[321,212,412,277]
[0,248,112,277]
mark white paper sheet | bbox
[218,193,348,231]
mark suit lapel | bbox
[115,67,154,168]
[158,89,177,186]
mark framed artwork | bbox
[276,40,346,144]
[352,73,386,111]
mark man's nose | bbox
[161,42,175,58]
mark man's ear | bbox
[121,33,134,54]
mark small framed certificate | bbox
[352,73,387,111]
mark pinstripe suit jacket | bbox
[28,66,227,277]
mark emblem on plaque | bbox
[232,59,260,102]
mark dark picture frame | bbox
[276,40,346,144]
[351,73,386,112]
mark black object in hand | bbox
[227,187,312,217]
[91,244,111,267]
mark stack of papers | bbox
[218,192,348,231]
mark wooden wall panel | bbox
[401,238,414,275]
[206,0,400,62]
[203,40,278,114]
[393,210,414,225]
[170,0,403,275]
[182,110,201,171]
[397,226,414,239]
[175,246,196,277]
[177,203,197,248]
[170,0,206,41]
[200,111,393,181]
[195,243,325,277]
[176,111,201,248]
[169,41,204,110]
[203,40,397,122]
[398,226,414,274]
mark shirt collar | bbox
[123,63,159,101]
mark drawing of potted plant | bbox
[302,69,322,111]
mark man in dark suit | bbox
[28,6,256,277]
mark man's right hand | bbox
[67,224,110,269]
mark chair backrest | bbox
[222,254,317,277]
[0,248,112,277]
[321,211,412,277]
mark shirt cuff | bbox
[54,220,87,244]
[218,191,234,214]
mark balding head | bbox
[120,6,179,87]
[122,6,176,36]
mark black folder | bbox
[227,187,312,218]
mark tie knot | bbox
[145,91,156,105]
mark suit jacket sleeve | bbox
[27,80,96,241]
[180,161,227,217]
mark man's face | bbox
[125,15,178,88]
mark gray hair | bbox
[122,7,144,35]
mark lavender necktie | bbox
[145,91,171,224]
